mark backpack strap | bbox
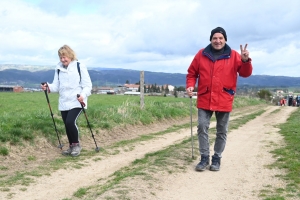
[57,69,60,80]
[77,62,81,83]
[56,62,81,83]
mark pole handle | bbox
[77,94,86,107]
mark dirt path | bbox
[151,106,296,200]
[1,105,297,200]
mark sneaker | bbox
[209,155,221,171]
[70,143,82,157]
[195,155,209,171]
[62,145,73,156]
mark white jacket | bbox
[47,60,92,111]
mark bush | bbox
[0,146,9,156]
[257,89,272,101]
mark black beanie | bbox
[210,27,227,41]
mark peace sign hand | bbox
[240,44,249,62]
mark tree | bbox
[149,84,154,93]
[174,86,178,98]
[257,89,272,101]
[177,86,186,91]
[126,80,129,84]
[165,84,169,94]
[161,85,165,93]
[156,85,160,93]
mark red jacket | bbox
[186,44,252,112]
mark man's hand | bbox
[240,44,249,62]
[186,87,194,97]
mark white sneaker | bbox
[70,143,82,157]
[62,145,73,156]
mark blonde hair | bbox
[58,45,77,61]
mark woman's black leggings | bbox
[61,108,82,145]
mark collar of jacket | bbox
[202,43,231,62]
[57,60,77,71]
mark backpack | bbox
[57,62,81,83]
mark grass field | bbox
[0,92,263,154]
[1,92,299,199]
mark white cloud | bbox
[252,43,300,76]
[0,0,300,77]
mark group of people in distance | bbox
[41,27,253,172]
[280,95,300,106]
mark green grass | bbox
[0,93,196,146]
[233,95,265,108]
[0,92,263,150]
[263,108,300,199]
[0,146,9,156]
[0,166,8,171]
[229,109,266,130]
[73,187,89,198]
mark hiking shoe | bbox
[70,143,82,157]
[195,155,210,171]
[209,155,221,171]
[62,145,73,156]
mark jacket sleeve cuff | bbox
[242,58,252,63]
[47,83,51,93]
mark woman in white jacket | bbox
[41,45,92,157]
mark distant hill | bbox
[0,67,300,88]
[0,64,53,72]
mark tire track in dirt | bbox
[149,106,297,200]
[1,105,286,200]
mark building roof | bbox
[124,84,139,88]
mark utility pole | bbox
[140,71,144,109]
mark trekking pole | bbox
[77,94,100,152]
[190,96,194,159]
[41,82,63,150]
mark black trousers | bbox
[61,108,82,145]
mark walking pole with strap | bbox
[190,96,194,159]
[41,82,63,150]
[77,94,100,152]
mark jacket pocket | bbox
[223,87,235,96]
[198,85,209,96]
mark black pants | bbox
[61,108,82,145]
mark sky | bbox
[0,0,300,76]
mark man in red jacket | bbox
[186,27,253,171]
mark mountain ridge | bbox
[0,65,300,88]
